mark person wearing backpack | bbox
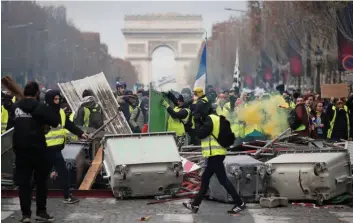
[129,97,149,133]
[182,102,245,215]
[74,89,104,130]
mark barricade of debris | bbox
[1,73,352,208]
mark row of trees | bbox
[187,1,353,91]
[1,1,137,88]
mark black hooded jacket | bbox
[45,90,83,151]
[7,97,60,155]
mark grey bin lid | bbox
[61,143,87,159]
[104,134,180,165]
[224,155,263,165]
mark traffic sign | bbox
[342,55,353,71]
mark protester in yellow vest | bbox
[292,96,310,137]
[182,108,245,214]
[326,98,351,141]
[215,93,230,120]
[188,87,210,145]
[161,94,191,150]
[45,90,88,204]
[1,93,14,133]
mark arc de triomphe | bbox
[122,13,204,90]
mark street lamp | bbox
[7,22,33,29]
[315,46,323,93]
[224,8,247,13]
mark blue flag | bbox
[194,43,207,91]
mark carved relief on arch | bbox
[181,43,198,54]
[128,44,146,54]
[148,40,178,56]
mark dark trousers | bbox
[15,152,51,216]
[193,155,243,206]
[46,150,71,198]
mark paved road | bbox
[2,198,353,223]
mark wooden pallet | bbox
[78,147,103,190]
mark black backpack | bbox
[88,105,104,129]
[288,106,301,130]
[211,115,236,148]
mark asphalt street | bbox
[2,198,353,223]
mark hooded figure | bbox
[45,90,61,113]
[74,90,104,129]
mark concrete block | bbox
[260,197,288,208]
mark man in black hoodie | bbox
[44,90,88,205]
[7,82,60,223]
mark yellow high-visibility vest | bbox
[216,103,230,120]
[201,114,227,158]
[167,107,190,136]
[65,112,78,141]
[327,105,350,139]
[1,105,9,134]
[46,109,66,147]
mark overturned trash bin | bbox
[102,132,183,199]
[265,149,352,205]
[208,155,267,203]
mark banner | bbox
[148,89,169,132]
[321,84,349,99]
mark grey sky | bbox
[39,1,247,58]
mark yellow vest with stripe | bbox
[327,105,350,139]
[1,105,9,134]
[65,112,78,141]
[46,109,66,147]
[167,107,190,136]
[201,114,227,157]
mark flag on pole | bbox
[232,47,240,89]
[194,42,207,91]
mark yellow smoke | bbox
[236,95,289,138]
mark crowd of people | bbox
[2,79,353,221]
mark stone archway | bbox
[122,13,204,91]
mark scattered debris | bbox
[260,197,288,208]
[138,216,152,221]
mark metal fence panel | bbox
[58,72,131,134]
